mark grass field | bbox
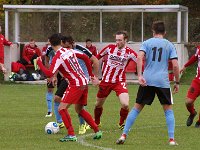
[0,82,200,150]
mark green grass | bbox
[0,83,200,150]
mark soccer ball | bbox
[45,122,59,134]
[32,73,41,80]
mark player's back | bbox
[52,48,88,86]
[141,37,177,88]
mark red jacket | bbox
[86,45,97,56]
[0,34,12,63]
[22,44,41,63]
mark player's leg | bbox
[75,86,102,139]
[157,87,177,145]
[58,102,77,142]
[115,82,129,129]
[116,86,154,144]
[45,80,54,117]
[54,79,68,128]
[78,105,87,134]
[185,79,199,126]
[94,82,111,126]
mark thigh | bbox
[97,82,112,98]
[113,82,128,96]
[61,85,88,105]
[136,86,155,105]
[155,87,172,105]
[187,79,200,101]
[55,79,68,98]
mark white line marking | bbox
[77,124,185,150]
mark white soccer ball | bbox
[45,122,59,134]
[32,73,41,80]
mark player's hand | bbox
[91,76,100,86]
[173,83,179,94]
[180,66,186,74]
[36,56,42,63]
[52,76,57,87]
[138,75,147,86]
[1,67,6,74]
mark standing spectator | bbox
[36,33,102,142]
[86,39,98,57]
[94,31,137,130]
[116,21,179,146]
[20,39,41,71]
[180,45,200,127]
[0,25,13,68]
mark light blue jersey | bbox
[140,37,178,88]
[73,45,91,80]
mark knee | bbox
[54,95,61,103]
[121,104,129,110]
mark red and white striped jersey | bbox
[97,44,137,83]
[38,47,94,86]
[184,45,200,80]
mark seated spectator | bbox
[85,39,97,56]
[19,39,41,71]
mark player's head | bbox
[152,21,166,35]
[61,35,74,48]
[115,31,128,49]
[49,33,62,47]
[86,38,92,47]
[29,39,36,48]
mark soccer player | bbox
[94,31,137,130]
[36,33,102,142]
[180,45,200,127]
[43,40,55,117]
[58,35,99,134]
[116,21,179,146]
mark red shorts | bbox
[97,81,128,98]
[61,85,88,105]
[187,78,200,101]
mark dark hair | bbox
[86,39,92,42]
[49,33,62,46]
[61,35,74,45]
[152,21,165,34]
[116,31,128,40]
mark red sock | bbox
[119,108,129,126]
[94,107,103,125]
[79,109,99,133]
[59,109,75,136]
[186,104,195,115]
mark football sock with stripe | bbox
[54,101,62,123]
[59,109,75,136]
[46,92,53,113]
[119,107,129,125]
[165,109,175,139]
[123,108,140,135]
[94,107,103,125]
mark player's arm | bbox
[22,46,31,64]
[90,55,99,77]
[137,50,146,86]
[75,53,94,77]
[180,54,197,74]
[171,58,180,93]
[96,45,110,60]
[37,56,59,78]
[3,36,12,46]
